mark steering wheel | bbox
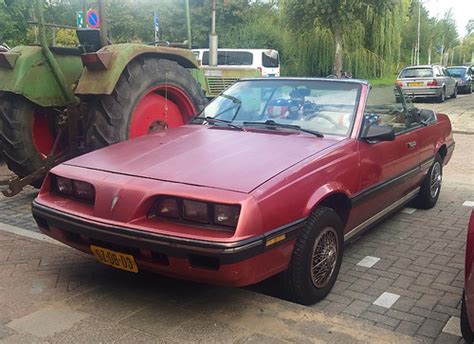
[304,112,346,130]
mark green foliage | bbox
[0,0,468,77]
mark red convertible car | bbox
[32,78,454,305]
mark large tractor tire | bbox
[0,94,61,187]
[86,57,207,150]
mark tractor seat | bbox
[49,46,82,56]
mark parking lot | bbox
[0,93,473,343]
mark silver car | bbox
[397,65,457,103]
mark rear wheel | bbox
[451,85,457,99]
[86,57,207,150]
[0,94,61,187]
[412,154,442,209]
[437,88,446,103]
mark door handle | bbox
[407,141,417,149]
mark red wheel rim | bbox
[32,109,55,159]
[129,84,196,139]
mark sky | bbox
[425,0,473,37]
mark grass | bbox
[367,75,397,86]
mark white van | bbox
[192,48,280,77]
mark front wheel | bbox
[282,207,343,305]
[86,57,207,150]
[413,154,443,209]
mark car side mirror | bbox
[361,124,395,142]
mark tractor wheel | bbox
[86,57,207,150]
[0,94,61,188]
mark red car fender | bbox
[303,182,352,218]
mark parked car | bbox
[462,210,474,342]
[397,65,457,102]
[447,66,473,94]
[32,78,454,305]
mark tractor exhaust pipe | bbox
[209,0,218,67]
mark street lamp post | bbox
[416,0,421,65]
[209,0,218,66]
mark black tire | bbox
[437,88,446,103]
[0,94,52,187]
[462,291,474,343]
[86,57,207,150]
[282,206,344,305]
[468,84,473,94]
[451,85,457,99]
[412,154,443,209]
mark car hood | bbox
[65,125,341,193]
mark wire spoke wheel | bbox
[310,227,339,288]
[430,161,442,198]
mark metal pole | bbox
[98,0,108,47]
[416,0,421,65]
[209,0,218,66]
[35,0,77,106]
[185,0,192,49]
[82,0,86,28]
[154,11,158,44]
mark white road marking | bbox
[401,207,417,214]
[357,256,380,268]
[442,316,461,337]
[0,221,65,246]
[463,201,474,207]
[373,292,400,309]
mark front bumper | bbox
[32,201,302,286]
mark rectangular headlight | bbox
[55,176,73,195]
[154,198,180,219]
[72,180,95,200]
[182,199,209,224]
[213,204,240,228]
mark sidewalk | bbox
[0,226,417,344]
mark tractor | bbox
[0,0,258,196]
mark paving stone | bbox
[342,300,370,317]
[417,319,446,338]
[442,316,462,337]
[395,321,420,337]
[415,294,440,310]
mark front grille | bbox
[206,77,240,97]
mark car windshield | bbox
[198,79,361,137]
[447,68,466,77]
[399,68,433,78]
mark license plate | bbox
[90,245,138,273]
[407,82,423,87]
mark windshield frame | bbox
[195,78,364,138]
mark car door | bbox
[443,67,456,94]
[346,86,421,232]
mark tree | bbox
[282,0,395,76]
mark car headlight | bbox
[214,204,240,227]
[183,199,209,224]
[150,197,241,229]
[53,175,95,202]
[155,198,180,219]
[56,176,73,195]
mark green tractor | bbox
[0,0,258,196]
